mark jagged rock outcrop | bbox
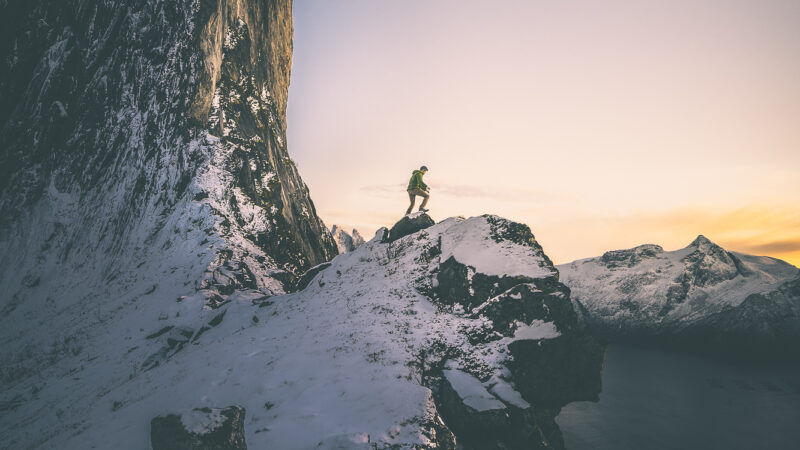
[151,406,247,450]
[331,225,365,253]
[558,236,800,360]
[373,214,604,448]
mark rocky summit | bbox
[386,211,437,242]
[559,236,800,360]
[8,212,604,449]
[0,1,605,448]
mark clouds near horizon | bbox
[289,0,800,268]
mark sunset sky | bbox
[287,0,800,266]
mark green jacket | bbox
[407,170,428,191]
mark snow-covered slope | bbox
[558,236,800,359]
[331,225,365,254]
[1,215,603,449]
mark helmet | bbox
[420,165,428,171]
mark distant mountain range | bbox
[331,225,365,254]
[558,236,800,361]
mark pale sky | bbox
[288,0,800,266]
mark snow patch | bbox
[180,408,227,435]
[443,369,506,412]
[488,377,530,409]
[512,320,561,341]
[437,217,554,279]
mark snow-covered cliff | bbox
[1,0,337,445]
[0,0,337,300]
[558,236,800,359]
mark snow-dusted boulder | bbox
[385,212,436,242]
[558,235,800,360]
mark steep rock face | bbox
[0,2,337,446]
[0,0,335,292]
[558,236,800,359]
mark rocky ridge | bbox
[1,213,604,448]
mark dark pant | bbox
[406,189,429,214]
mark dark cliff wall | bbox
[0,0,336,298]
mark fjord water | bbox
[557,344,800,450]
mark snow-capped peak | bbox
[557,237,800,359]
[330,225,365,254]
[689,234,714,248]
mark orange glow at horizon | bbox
[288,0,800,268]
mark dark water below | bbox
[556,344,800,450]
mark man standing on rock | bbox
[406,166,430,215]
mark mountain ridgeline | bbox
[558,236,800,361]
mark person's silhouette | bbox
[406,166,430,215]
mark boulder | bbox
[385,213,435,242]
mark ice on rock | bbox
[512,320,561,341]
